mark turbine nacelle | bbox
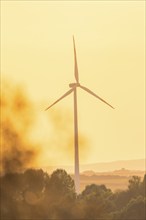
[69,83,80,88]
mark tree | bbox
[128,176,141,192]
[1,169,50,219]
[140,174,146,197]
[46,169,75,197]
[78,184,114,219]
[1,168,145,219]
[112,196,146,220]
[81,184,112,198]
[1,172,24,219]
[43,169,76,219]
[23,169,49,193]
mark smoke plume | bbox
[0,80,38,174]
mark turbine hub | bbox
[69,83,80,88]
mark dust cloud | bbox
[0,80,38,174]
[1,79,90,174]
[47,108,89,164]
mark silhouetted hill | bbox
[45,159,145,173]
[72,169,146,192]
[82,168,145,177]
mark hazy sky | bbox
[1,1,145,166]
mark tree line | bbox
[1,169,145,219]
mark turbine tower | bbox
[45,36,114,194]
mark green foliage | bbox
[44,169,76,218]
[140,174,146,196]
[112,196,146,220]
[1,171,146,219]
[77,184,114,218]
[23,169,49,192]
[81,183,112,199]
[128,176,141,193]
[46,169,75,196]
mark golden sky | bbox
[1,1,145,166]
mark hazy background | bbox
[1,1,145,168]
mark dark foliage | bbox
[1,170,145,219]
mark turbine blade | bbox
[80,85,114,109]
[45,88,74,111]
[73,36,79,83]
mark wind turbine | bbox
[45,36,114,194]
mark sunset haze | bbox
[1,1,145,168]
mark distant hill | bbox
[72,172,145,192]
[80,159,145,172]
[82,168,145,177]
[76,168,145,192]
[45,159,145,173]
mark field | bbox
[79,175,130,192]
[70,170,145,192]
